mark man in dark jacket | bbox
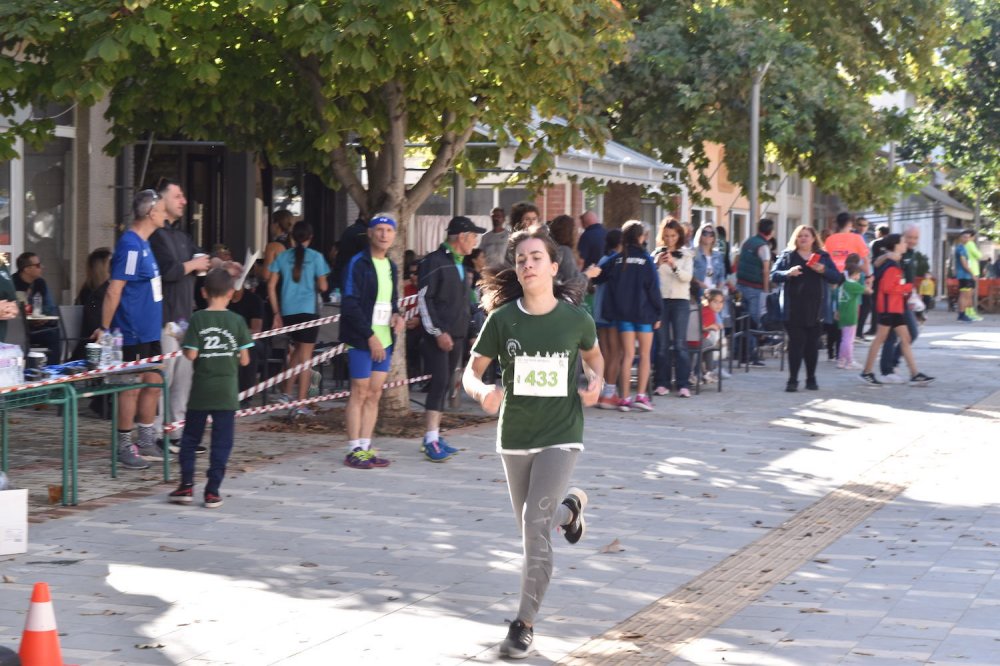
[417,215,485,462]
[340,214,404,469]
[149,179,211,456]
[331,217,370,290]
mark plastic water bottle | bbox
[0,343,24,387]
[32,293,43,316]
[0,470,9,490]
[99,329,113,368]
[111,329,124,364]
[329,288,341,305]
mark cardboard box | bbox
[0,489,28,555]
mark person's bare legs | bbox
[345,378,370,441]
[618,329,635,400]
[862,325,891,374]
[636,331,653,396]
[598,327,621,389]
[283,341,315,401]
[360,370,387,439]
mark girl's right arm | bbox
[463,354,503,414]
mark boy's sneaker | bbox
[423,440,452,462]
[860,372,882,386]
[203,492,224,509]
[344,447,374,469]
[719,368,732,379]
[156,438,180,455]
[561,487,588,545]
[910,372,935,385]
[499,620,533,659]
[117,444,150,470]
[597,395,619,409]
[632,395,654,411]
[880,373,906,384]
[846,361,863,370]
[677,388,691,398]
[168,484,194,505]
[136,441,163,461]
[438,436,458,455]
[836,360,847,370]
[617,398,633,412]
[653,386,669,396]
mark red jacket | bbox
[877,263,913,315]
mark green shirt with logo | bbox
[182,309,254,411]
[472,299,597,452]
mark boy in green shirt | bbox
[169,268,253,508]
[836,253,870,370]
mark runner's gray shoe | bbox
[118,444,150,470]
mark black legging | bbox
[784,323,821,384]
[825,323,841,360]
[858,293,874,335]
[421,333,465,412]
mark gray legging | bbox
[501,447,579,624]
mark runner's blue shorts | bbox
[348,345,393,379]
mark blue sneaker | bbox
[438,436,458,455]
[423,440,452,462]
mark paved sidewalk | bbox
[0,309,997,665]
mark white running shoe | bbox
[880,373,906,384]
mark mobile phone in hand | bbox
[806,253,820,267]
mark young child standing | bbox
[836,253,869,370]
[169,268,253,508]
[701,288,725,381]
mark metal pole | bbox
[749,60,771,224]
[887,141,896,228]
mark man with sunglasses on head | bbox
[149,179,211,457]
[99,189,169,469]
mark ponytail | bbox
[291,220,313,283]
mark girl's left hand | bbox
[578,375,602,407]
[808,261,825,273]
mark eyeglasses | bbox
[27,262,42,268]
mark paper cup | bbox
[26,351,46,370]
[193,252,208,276]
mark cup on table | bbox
[26,351,46,370]
[192,253,208,276]
[85,343,101,367]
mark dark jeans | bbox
[179,409,235,495]
[30,325,61,365]
[879,308,918,376]
[784,323,821,384]
[654,299,691,389]
[421,333,464,412]
[825,323,841,360]
[858,293,873,334]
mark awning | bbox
[921,185,974,221]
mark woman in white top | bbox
[653,218,694,397]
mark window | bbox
[464,188,494,216]
[784,216,800,247]
[730,211,748,244]
[691,207,716,229]
[0,160,10,249]
[24,137,73,303]
[787,173,802,197]
[498,188,532,213]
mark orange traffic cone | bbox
[18,582,69,666]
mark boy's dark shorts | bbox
[121,341,163,363]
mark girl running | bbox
[463,226,604,659]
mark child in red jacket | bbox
[860,234,933,386]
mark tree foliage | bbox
[907,0,1000,229]
[597,0,956,211]
[0,0,628,220]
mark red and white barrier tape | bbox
[163,374,431,432]
[0,294,422,397]
[237,343,346,402]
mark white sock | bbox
[347,439,360,451]
[425,430,439,444]
[601,384,616,398]
[359,438,371,450]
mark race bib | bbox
[151,275,163,302]
[372,302,392,326]
[513,354,568,397]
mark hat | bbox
[447,216,486,235]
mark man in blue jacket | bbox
[340,213,405,469]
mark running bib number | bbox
[372,302,392,326]
[150,275,163,302]
[513,354,568,397]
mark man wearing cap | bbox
[340,213,405,469]
[417,215,485,462]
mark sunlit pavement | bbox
[0,309,997,665]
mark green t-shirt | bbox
[182,309,254,411]
[373,256,393,348]
[836,278,866,327]
[472,299,597,452]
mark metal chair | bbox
[57,304,85,362]
[5,306,29,354]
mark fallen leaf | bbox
[799,608,828,614]
[158,545,184,552]
[600,538,625,554]
[620,631,644,639]
[81,610,124,616]
[135,643,165,649]
[300,562,318,568]
[2,575,14,583]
